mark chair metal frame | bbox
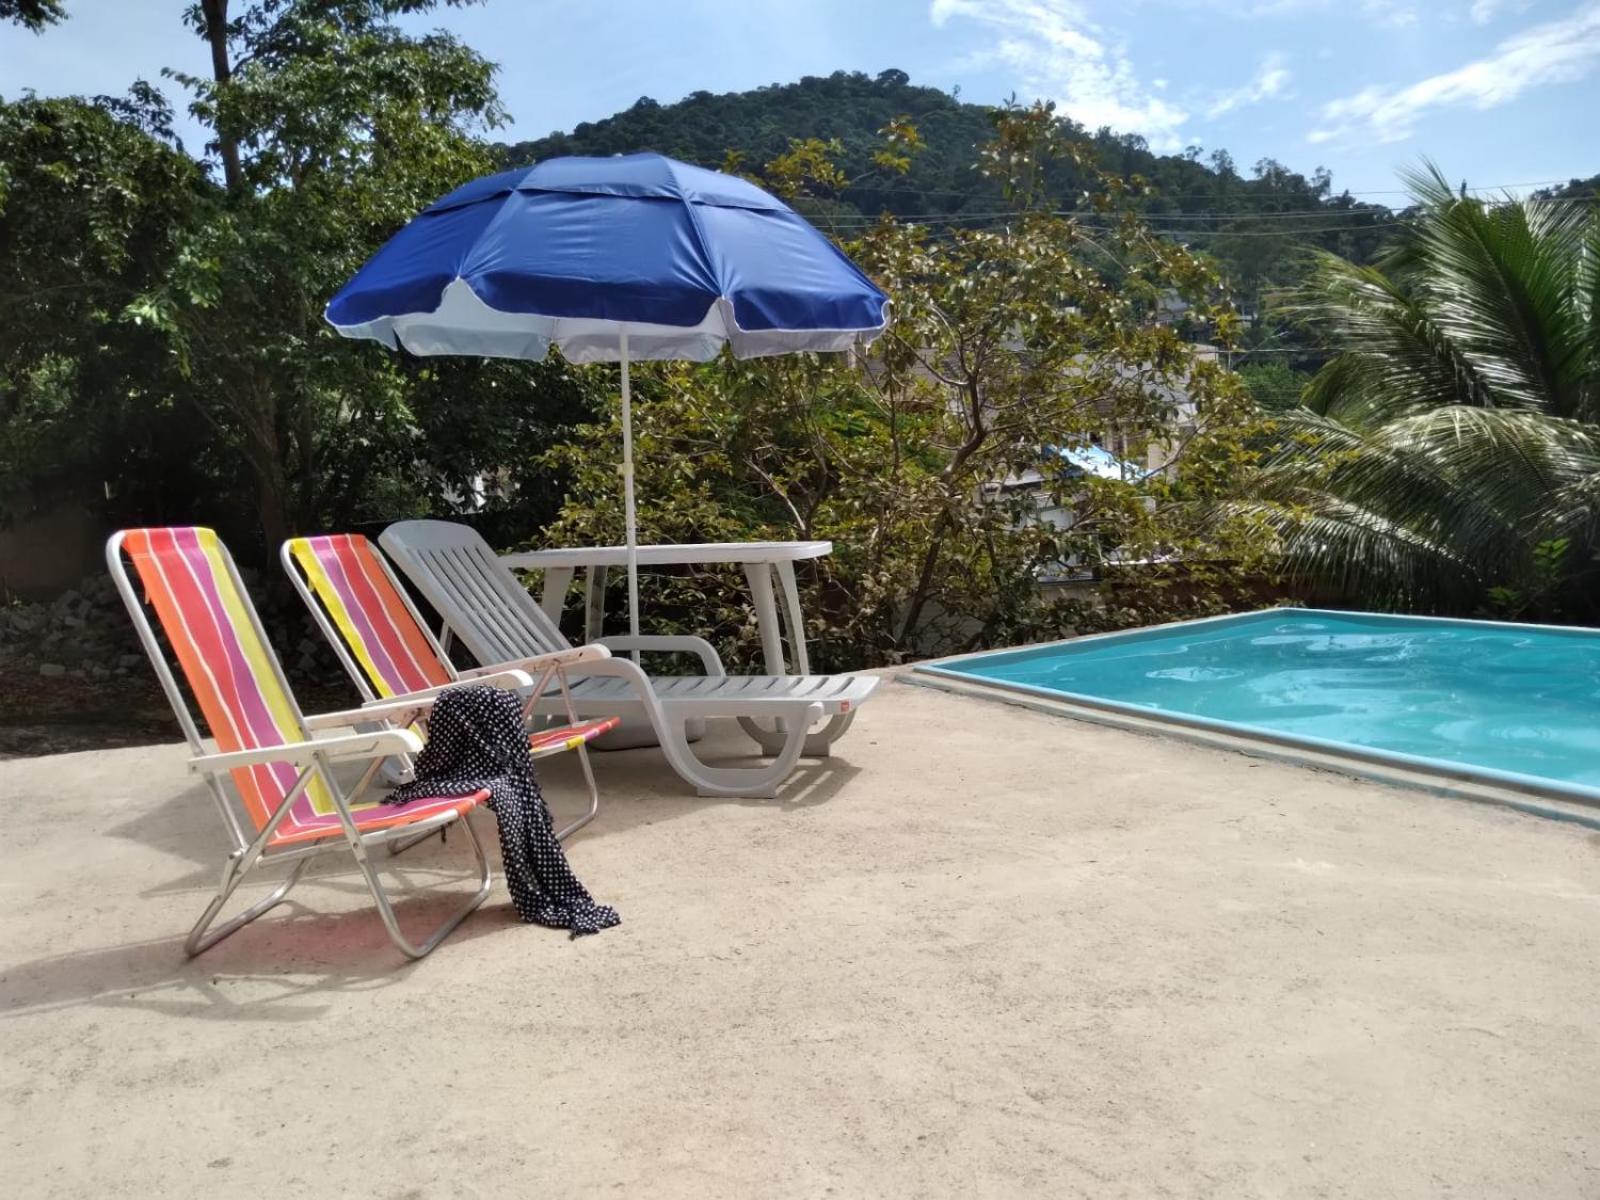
[108,529,527,960]
[280,533,614,841]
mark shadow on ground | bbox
[1,727,861,1023]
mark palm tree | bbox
[1249,164,1600,618]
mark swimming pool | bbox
[914,608,1600,804]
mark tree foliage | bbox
[0,1,601,557]
[540,107,1272,669]
[1533,174,1600,203]
[0,0,62,31]
[0,91,220,525]
[1243,165,1600,619]
[1237,360,1310,412]
[4,13,1273,663]
[500,70,1396,312]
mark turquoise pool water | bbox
[918,608,1600,798]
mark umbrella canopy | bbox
[326,152,889,361]
[326,152,890,643]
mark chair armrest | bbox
[311,672,533,729]
[190,729,423,774]
[458,644,615,679]
[598,635,724,675]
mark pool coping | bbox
[908,606,1600,828]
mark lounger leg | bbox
[185,853,313,958]
[348,813,492,960]
[736,709,857,757]
[659,703,824,798]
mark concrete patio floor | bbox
[2,673,1597,1198]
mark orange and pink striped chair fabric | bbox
[119,527,484,846]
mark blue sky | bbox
[3,0,1597,198]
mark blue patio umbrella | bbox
[327,152,890,639]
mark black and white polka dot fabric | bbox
[388,685,620,937]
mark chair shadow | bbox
[0,866,529,1024]
[9,721,868,1022]
[109,721,866,875]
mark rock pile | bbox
[0,569,341,684]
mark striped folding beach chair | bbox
[281,532,619,839]
[108,526,534,960]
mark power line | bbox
[1099,211,1400,222]
[838,176,1577,200]
[818,214,1413,237]
[1150,224,1409,237]
[818,207,1394,223]
[812,194,1596,228]
[817,210,1406,228]
[800,187,1595,226]
[1103,199,1598,220]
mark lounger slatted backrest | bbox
[283,534,453,700]
[113,526,335,830]
[379,520,572,668]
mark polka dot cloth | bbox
[388,685,620,937]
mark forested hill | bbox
[497,68,1396,305]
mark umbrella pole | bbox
[620,329,641,654]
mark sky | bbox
[2,0,1598,199]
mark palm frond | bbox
[1288,252,1498,420]
[1571,216,1600,422]
[1256,164,1600,615]
[1226,494,1478,610]
[1409,168,1588,414]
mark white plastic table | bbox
[499,541,832,675]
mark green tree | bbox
[1533,174,1600,203]
[1246,164,1600,618]
[0,91,218,526]
[0,0,63,31]
[2,1,601,556]
[1237,360,1309,411]
[158,0,510,550]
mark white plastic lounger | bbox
[379,520,879,798]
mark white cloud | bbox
[1206,53,1292,119]
[1359,0,1419,28]
[1197,0,1417,22]
[1469,0,1528,24]
[1309,0,1600,144]
[930,0,1189,150]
